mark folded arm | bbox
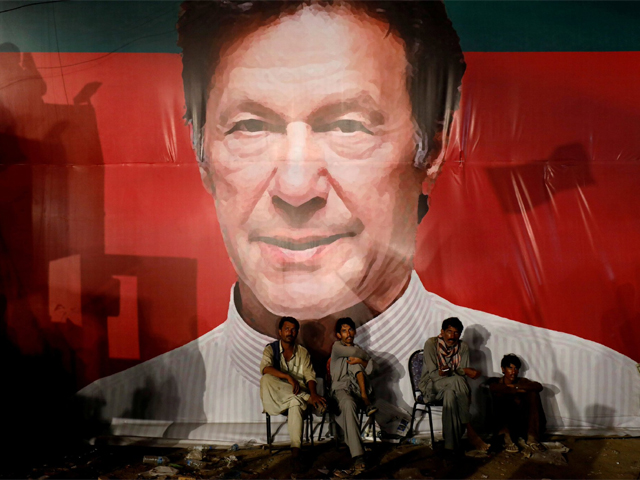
[331,342,370,361]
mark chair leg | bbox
[427,406,435,447]
[266,413,272,454]
[318,410,326,441]
[372,414,376,444]
[409,403,418,438]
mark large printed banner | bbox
[1,1,640,443]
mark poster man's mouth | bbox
[253,232,356,251]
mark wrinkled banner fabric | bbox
[1,1,639,444]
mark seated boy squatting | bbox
[487,353,546,452]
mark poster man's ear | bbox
[199,164,215,196]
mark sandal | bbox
[353,462,366,475]
[333,469,353,478]
[528,442,545,452]
[333,467,360,479]
[504,442,518,453]
[365,404,378,416]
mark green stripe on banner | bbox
[1,1,640,53]
[445,1,640,52]
[0,1,182,54]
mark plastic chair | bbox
[265,405,314,453]
[408,349,441,446]
[317,358,376,444]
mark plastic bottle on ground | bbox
[186,459,208,469]
[409,437,429,446]
[143,455,170,465]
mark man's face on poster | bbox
[201,5,426,319]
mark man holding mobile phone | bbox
[418,317,489,453]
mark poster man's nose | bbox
[271,122,329,211]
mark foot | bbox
[467,424,490,452]
[469,436,491,452]
[352,455,366,473]
[504,442,518,453]
[291,460,303,477]
[333,457,366,479]
[365,404,378,416]
[333,469,353,479]
[527,441,545,452]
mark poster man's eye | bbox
[316,119,373,134]
[226,119,276,134]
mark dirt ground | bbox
[2,436,639,480]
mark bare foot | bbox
[467,424,491,451]
[470,436,491,452]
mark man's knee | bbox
[451,375,468,389]
[337,392,358,413]
[442,388,457,405]
[261,374,281,389]
[288,402,305,416]
[347,362,366,376]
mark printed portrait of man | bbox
[78,0,640,443]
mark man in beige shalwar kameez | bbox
[259,316,326,461]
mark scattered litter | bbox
[481,475,488,479]
[465,449,489,458]
[228,444,239,452]
[541,442,570,453]
[225,455,239,466]
[143,466,179,477]
[185,450,203,461]
[318,467,330,474]
[531,450,567,466]
[143,455,170,465]
[243,439,257,449]
[408,437,430,446]
[185,459,208,469]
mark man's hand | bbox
[347,357,366,366]
[463,368,481,379]
[308,392,327,410]
[287,375,300,395]
[438,367,451,377]
[507,384,526,393]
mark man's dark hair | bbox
[278,316,299,330]
[441,316,463,333]
[335,317,356,334]
[501,353,522,369]
[177,0,466,167]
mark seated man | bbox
[487,354,546,452]
[260,316,326,460]
[329,317,377,475]
[418,317,489,452]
